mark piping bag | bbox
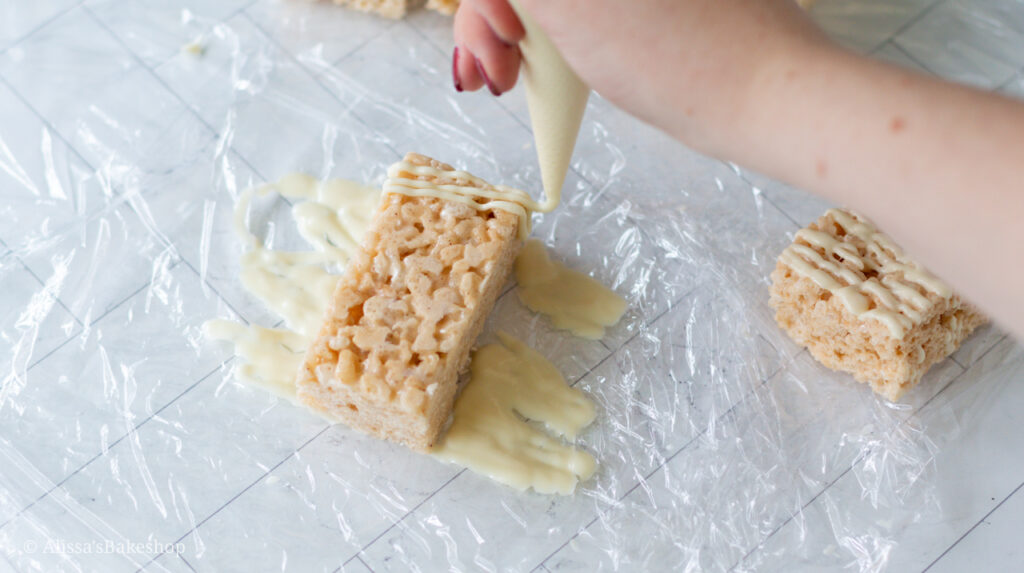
[509,1,590,210]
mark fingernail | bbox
[452,46,463,92]
[475,57,501,96]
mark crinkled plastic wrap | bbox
[2,1,1023,572]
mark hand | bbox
[452,0,525,95]
[453,0,829,154]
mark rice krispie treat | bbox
[770,208,985,401]
[297,154,523,451]
[329,0,422,19]
[426,0,459,15]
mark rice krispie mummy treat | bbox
[326,0,456,18]
[771,208,986,401]
[327,0,418,19]
[297,154,526,451]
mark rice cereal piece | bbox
[770,208,985,401]
[297,153,523,451]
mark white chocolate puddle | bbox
[516,239,627,340]
[206,170,618,494]
[232,174,379,337]
[203,320,312,407]
[433,333,596,495]
[205,175,378,419]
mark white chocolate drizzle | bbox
[779,208,952,339]
[383,160,560,239]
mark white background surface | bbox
[0,0,1022,571]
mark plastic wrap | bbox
[1,1,1023,571]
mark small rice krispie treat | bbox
[426,0,459,15]
[770,208,985,401]
[297,154,523,451]
[329,0,422,19]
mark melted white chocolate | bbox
[780,208,952,339]
[209,174,377,397]
[238,249,337,338]
[232,176,379,337]
[432,333,597,495]
[383,160,559,239]
[204,320,341,423]
[509,1,590,208]
[204,320,306,400]
[515,239,627,340]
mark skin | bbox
[453,0,1024,341]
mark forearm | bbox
[456,0,1024,338]
[726,46,1024,339]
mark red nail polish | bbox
[475,57,501,96]
[453,46,463,92]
